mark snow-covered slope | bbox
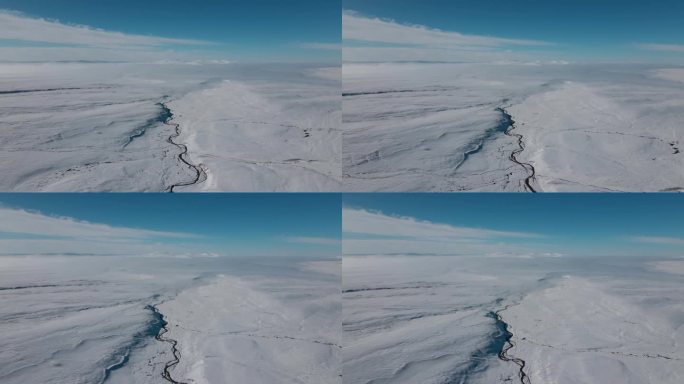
[0,256,340,384]
[168,78,341,191]
[0,62,340,191]
[342,63,684,191]
[158,273,341,383]
[501,276,684,384]
[342,256,543,384]
[342,255,684,384]
[0,256,173,384]
[509,81,684,191]
[0,63,188,191]
[342,63,538,192]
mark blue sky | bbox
[0,194,341,258]
[343,0,684,63]
[0,0,340,62]
[343,194,684,258]
[1,193,680,259]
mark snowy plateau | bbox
[0,256,341,384]
[342,63,684,192]
[0,63,341,191]
[343,255,684,384]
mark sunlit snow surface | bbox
[0,63,340,191]
[343,255,684,384]
[342,63,684,191]
[0,256,341,384]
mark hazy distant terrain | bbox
[341,198,684,384]
[0,256,341,384]
[0,62,340,192]
[343,255,684,384]
[342,63,684,192]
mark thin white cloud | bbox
[0,207,200,256]
[0,10,209,47]
[344,238,506,257]
[636,43,684,53]
[343,208,541,239]
[630,236,684,246]
[343,46,527,63]
[284,236,341,246]
[649,260,684,276]
[342,208,550,257]
[0,207,195,239]
[343,10,552,62]
[0,238,179,256]
[343,11,549,47]
[139,251,222,259]
[299,42,342,51]
[0,10,217,62]
[0,47,231,63]
[0,207,339,258]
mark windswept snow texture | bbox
[157,273,341,383]
[0,256,341,384]
[343,255,684,384]
[342,63,684,191]
[501,275,684,384]
[168,70,341,191]
[0,62,340,191]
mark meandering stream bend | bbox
[160,102,206,192]
[147,305,187,384]
[492,309,531,384]
[497,108,537,193]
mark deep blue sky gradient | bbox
[0,193,341,256]
[343,193,684,256]
[344,0,684,62]
[0,0,341,62]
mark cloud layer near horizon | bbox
[0,207,203,256]
[0,10,221,62]
[342,208,559,258]
[637,43,684,53]
[343,208,684,258]
[630,236,684,246]
[0,9,338,63]
[342,10,552,63]
[0,207,340,258]
[0,10,209,47]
